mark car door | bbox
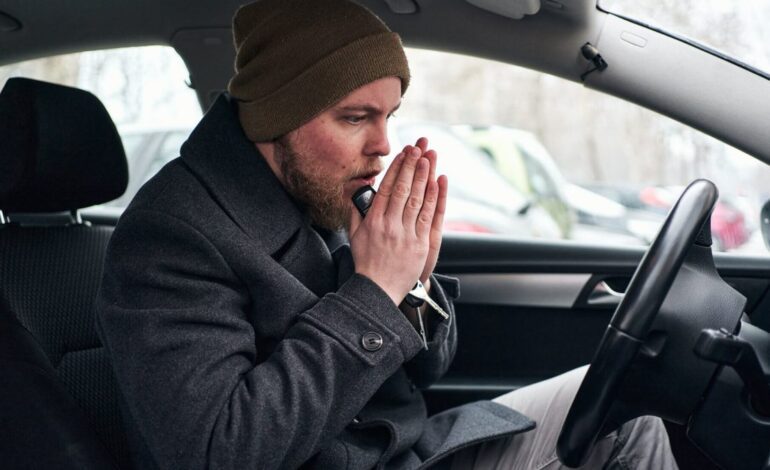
[394,47,770,419]
[426,236,770,413]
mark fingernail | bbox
[410,147,420,157]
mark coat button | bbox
[361,332,384,351]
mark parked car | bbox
[657,187,751,252]
[2,0,770,469]
[578,183,669,244]
[392,121,563,239]
[587,183,752,251]
[563,183,649,246]
[452,125,574,238]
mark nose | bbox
[365,119,390,157]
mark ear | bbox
[255,141,283,182]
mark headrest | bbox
[0,78,128,213]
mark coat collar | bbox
[180,94,304,255]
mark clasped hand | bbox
[349,138,448,307]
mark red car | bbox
[640,186,750,251]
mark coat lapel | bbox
[178,94,340,299]
[317,228,355,289]
[180,94,303,256]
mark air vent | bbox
[465,0,540,19]
[0,11,21,32]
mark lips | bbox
[351,170,381,188]
[358,176,377,186]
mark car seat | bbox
[0,297,117,468]
[0,78,130,467]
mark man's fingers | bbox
[403,157,430,228]
[424,149,437,185]
[413,138,434,178]
[418,175,447,282]
[434,175,448,225]
[417,178,439,239]
[370,152,405,216]
[384,146,422,220]
[349,204,362,236]
[415,137,429,153]
[430,174,448,238]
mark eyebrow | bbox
[336,102,402,115]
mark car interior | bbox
[0,77,130,468]
[1,0,770,469]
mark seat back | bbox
[0,299,117,468]
[0,78,130,467]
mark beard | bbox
[274,137,378,231]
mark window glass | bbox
[149,131,189,182]
[599,0,770,76]
[396,48,770,254]
[0,46,201,208]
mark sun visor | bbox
[465,0,541,19]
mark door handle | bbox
[587,280,625,306]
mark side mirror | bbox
[762,199,770,250]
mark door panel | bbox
[457,273,591,308]
[426,235,770,414]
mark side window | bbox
[144,131,189,183]
[397,48,770,255]
[520,149,558,198]
[0,46,201,209]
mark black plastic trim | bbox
[438,234,770,277]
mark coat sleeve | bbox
[403,273,460,389]
[96,209,424,470]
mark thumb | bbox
[348,204,363,237]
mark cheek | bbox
[321,139,358,173]
[299,119,363,175]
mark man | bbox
[96,0,678,468]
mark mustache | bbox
[350,165,383,180]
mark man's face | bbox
[272,76,402,231]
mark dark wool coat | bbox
[96,95,533,470]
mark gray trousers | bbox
[449,366,679,469]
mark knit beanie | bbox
[228,0,411,142]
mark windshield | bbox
[599,0,770,76]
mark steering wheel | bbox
[556,179,719,467]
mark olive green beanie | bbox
[228,0,411,142]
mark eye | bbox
[345,115,365,125]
